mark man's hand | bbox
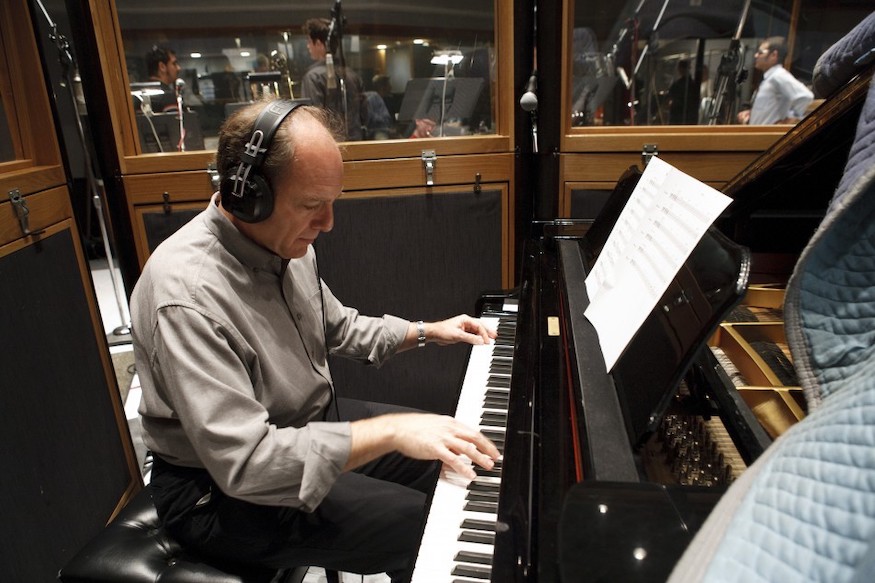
[402,315,498,351]
[347,413,501,479]
[427,315,498,346]
[736,109,751,124]
[412,118,436,138]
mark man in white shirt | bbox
[737,36,814,125]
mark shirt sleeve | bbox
[301,69,327,107]
[152,302,350,511]
[316,280,409,367]
[786,78,814,119]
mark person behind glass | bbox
[737,36,814,125]
[300,18,367,141]
[145,45,182,113]
[130,100,500,582]
[667,59,700,125]
[364,74,395,139]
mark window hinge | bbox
[8,188,45,237]
[422,150,437,186]
[642,144,658,167]
[207,163,220,192]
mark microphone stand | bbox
[326,0,349,138]
[609,0,648,125]
[632,0,670,125]
[706,0,752,125]
[34,0,131,338]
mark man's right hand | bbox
[346,413,500,479]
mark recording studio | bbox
[2,0,875,581]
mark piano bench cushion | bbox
[59,487,305,583]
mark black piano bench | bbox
[58,487,335,583]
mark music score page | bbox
[584,157,732,371]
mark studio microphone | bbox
[520,72,538,112]
[325,53,336,89]
[175,78,186,151]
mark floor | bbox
[90,259,390,583]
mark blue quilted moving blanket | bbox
[668,13,875,583]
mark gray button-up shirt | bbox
[131,196,409,511]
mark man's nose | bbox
[315,202,334,232]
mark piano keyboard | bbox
[412,312,517,582]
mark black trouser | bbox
[150,398,440,583]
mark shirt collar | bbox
[204,193,286,276]
[763,64,783,80]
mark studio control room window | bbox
[116,0,497,153]
[569,0,869,129]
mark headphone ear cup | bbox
[219,172,273,223]
[242,173,275,223]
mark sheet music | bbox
[584,157,732,371]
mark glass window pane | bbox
[570,0,869,128]
[116,1,496,152]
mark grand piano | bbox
[413,58,875,583]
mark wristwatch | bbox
[416,320,426,348]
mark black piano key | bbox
[454,550,494,565]
[459,530,495,545]
[474,466,502,479]
[481,411,507,422]
[466,491,499,503]
[481,429,505,440]
[483,396,509,408]
[486,376,511,388]
[485,388,510,397]
[492,346,514,357]
[452,564,492,580]
[464,500,499,513]
[461,518,496,531]
[468,480,501,493]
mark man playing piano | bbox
[130,99,500,582]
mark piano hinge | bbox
[207,162,221,192]
[422,149,437,186]
[7,188,45,238]
[642,144,658,167]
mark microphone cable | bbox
[314,252,342,423]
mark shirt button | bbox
[296,312,303,320]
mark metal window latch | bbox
[8,188,45,237]
[207,162,220,192]
[422,150,437,186]
[642,144,658,167]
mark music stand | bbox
[398,77,485,135]
[136,111,205,153]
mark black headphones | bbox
[220,100,305,223]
